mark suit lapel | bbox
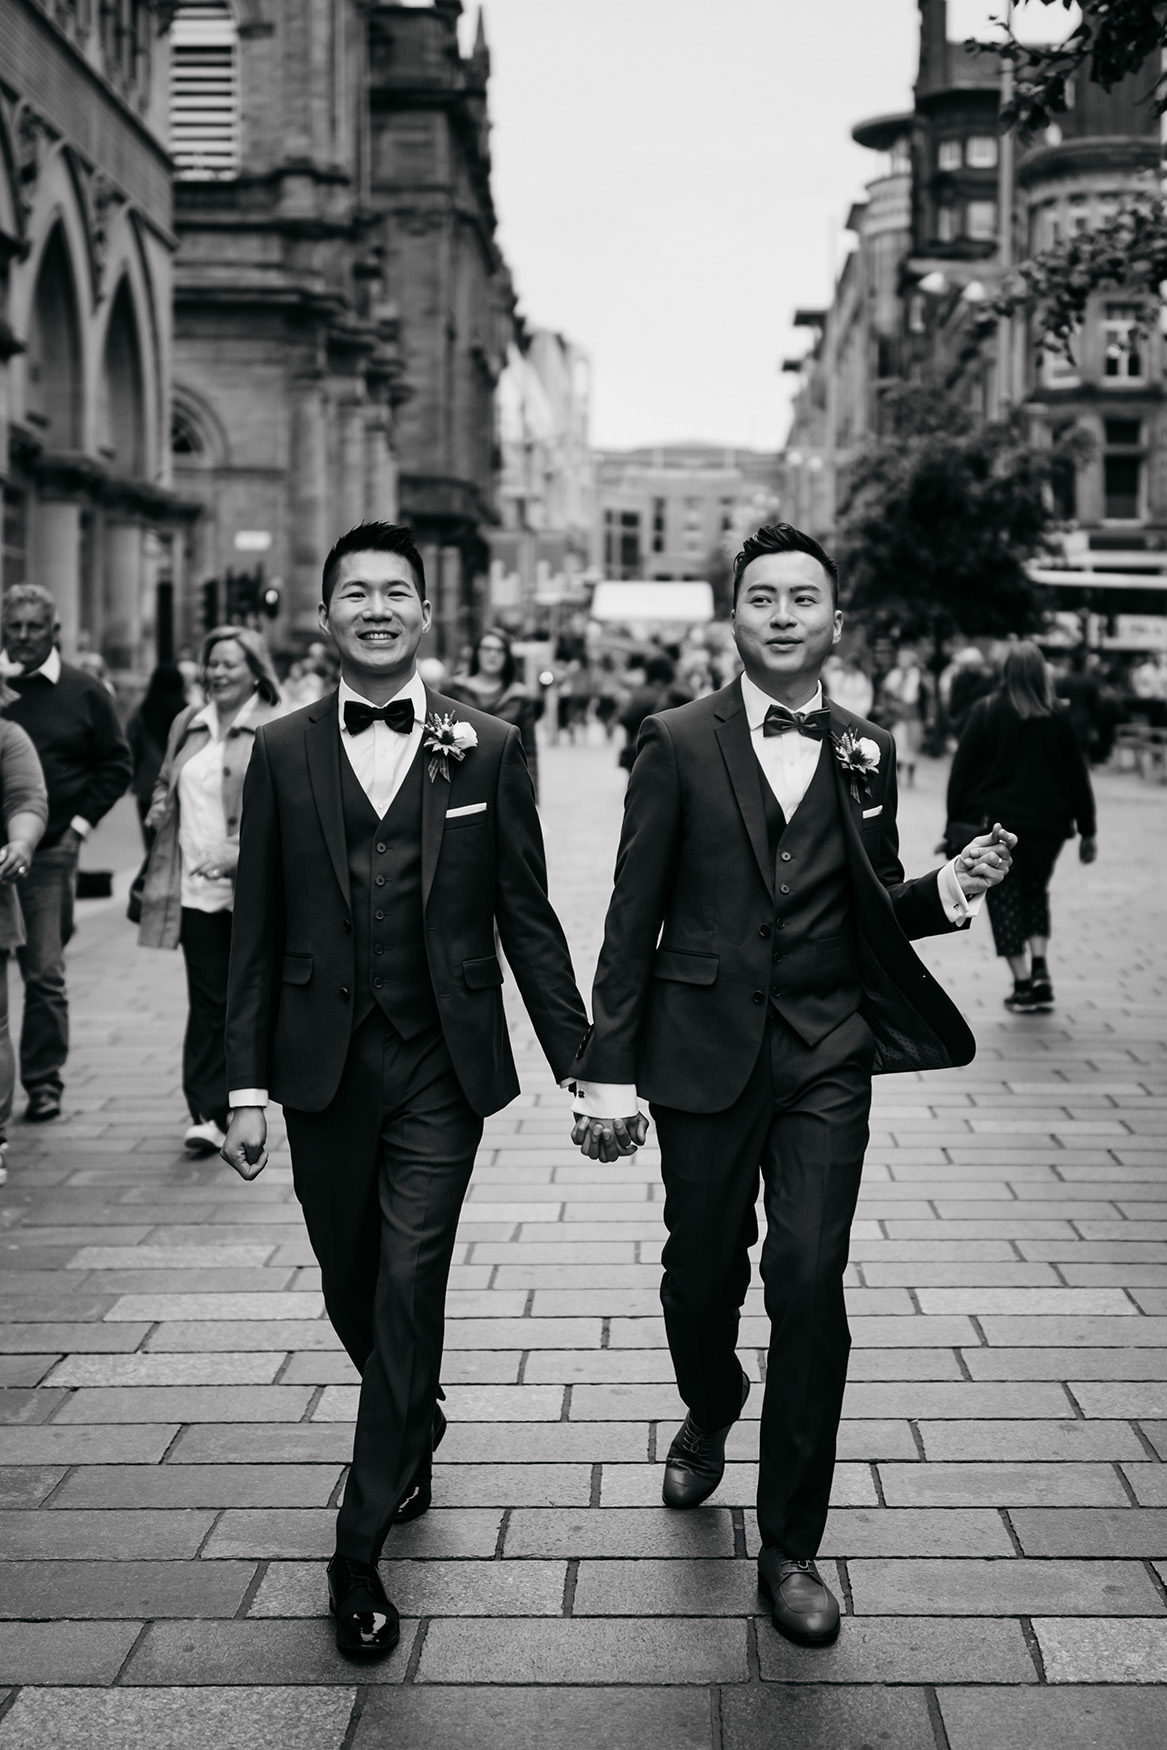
[420,685,451,909]
[713,685,776,902]
[305,694,351,906]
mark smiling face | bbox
[320,551,431,701]
[203,638,257,714]
[731,550,843,707]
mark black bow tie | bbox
[762,704,830,742]
[343,698,415,737]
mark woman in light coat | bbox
[139,627,283,1154]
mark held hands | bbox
[1080,836,1098,865]
[955,822,1017,897]
[190,843,239,882]
[571,1112,649,1163]
[221,1108,269,1180]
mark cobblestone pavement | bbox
[0,737,1164,1749]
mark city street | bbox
[0,735,1164,1749]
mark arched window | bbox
[168,1,240,179]
[27,226,83,449]
[98,281,145,475]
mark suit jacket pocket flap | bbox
[652,948,719,985]
[462,954,504,990]
[281,953,313,985]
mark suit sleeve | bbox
[875,735,964,941]
[575,714,683,1083]
[225,729,286,1092]
[492,728,588,1082]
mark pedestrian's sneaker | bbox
[1028,975,1054,1011]
[0,1140,7,1187]
[1004,980,1039,1013]
[184,1119,227,1156]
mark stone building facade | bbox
[0,0,185,668]
[593,444,782,592]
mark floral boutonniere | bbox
[833,727,880,803]
[423,711,478,783]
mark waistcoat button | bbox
[372,976,384,990]
[780,851,793,862]
[780,883,791,895]
[374,909,385,921]
[751,990,765,1005]
[376,842,387,854]
[339,986,351,1000]
[758,924,771,939]
[373,943,384,955]
[375,875,386,887]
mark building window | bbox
[1069,197,1090,234]
[1040,343,1079,389]
[651,496,665,554]
[938,139,962,171]
[620,511,641,574]
[936,205,956,243]
[169,1,241,179]
[967,200,997,240]
[1103,418,1143,520]
[1103,305,1145,380]
[966,135,998,169]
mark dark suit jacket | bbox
[576,682,975,1113]
[225,686,587,1116]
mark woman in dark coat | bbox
[126,664,190,848]
[447,628,541,798]
[947,641,1096,1014]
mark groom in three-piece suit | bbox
[573,523,1014,1646]
[221,522,587,1657]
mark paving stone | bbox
[250,1557,566,1618]
[965,1347,1167,1380]
[167,1423,353,1464]
[203,1506,504,1559]
[845,1349,965,1380]
[1072,1381,1167,1418]
[60,1267,299,1294]
[0,1355,57,1386]
[439,1422,650,1464]
[51,1462,344,1509]
[979,1317,1167,1350]
[103,1292,325,1322]
[505,1506,733,1558]
[416,1617,747,1685]
[820,1506,1013,1556]
[917,1420,1148,1461]
[142,1320,340,1352]
[1124,1467,1167,1506]
[0,1558,255,1617]
[51,1384,314,1423]
[0,1321,151,1353]
[0,1464,65,1507]
[0,1424,177,1464]
[524,1350,686,1384]
[123,1618,416,1685]
[599,1461,877,1510]
[832,1421,920,1461]
[848,1557,1165,1616]
[1012,1508,1167,1557]
[312,1383,564,1423]
[0,1620,141,1684]
[939,1685,1167,1749]
[571,1556,836,1616]
[1141,1424,1167,1462]
[881,1462,1130,1508]
[858,1261,1059,1286]
[351,1687,714,1750]
[915,1288,1137,1316]
[0,1506,215,1559]
[0,1387,67,1424]
[0,1294,115,1322]
[756,1613,1037,1683]
[424,1463,591,1507]
[842,1381,1074,1418]
[721,1686,936,1750]
[43,1352,286,1387]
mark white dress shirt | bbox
[229,669,428,1111]
[575,674,981,1121]
[177,697,259,912]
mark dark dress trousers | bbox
[576,682,975,1558]
[226,688,586,1562]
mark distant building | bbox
[0,0,188,668]
[490,328,594,628]
[592,444,783,600]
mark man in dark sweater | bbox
[2,586,131,1120]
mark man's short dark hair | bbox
[732,523,839,604]
[322,522,427,606]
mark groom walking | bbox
[573,523,1014,1646]
[222,522,586,1656]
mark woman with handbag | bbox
[138,627,283,1154]
[0,698,48,1186]
[946,642,1096,1014]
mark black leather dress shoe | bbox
[393,1404,448,1525]
[758,1546,840,1646]
[24,1090,61,1123]
[327,1553,400,1657]
[662,1374,750,1509]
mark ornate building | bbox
[0,0,186,668]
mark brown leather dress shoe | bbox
[327,1553,400,1657]
[758,1546,840,1646]
[662,1374,750,1509]
[393,1404,447,1524]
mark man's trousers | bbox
[284,1011,482,1564]
[651,1009,874,1559]
[15,839,79,1099]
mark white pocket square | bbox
[862,804,882,818]
[447,802,487,818]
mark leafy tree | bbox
[988,0,1167,134]
[837,386,1089,656]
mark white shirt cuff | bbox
[572,1081,642,1120]
[69,816,91,839]
[229,1089,268,1109]
[938,859,984,923]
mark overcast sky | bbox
[459,0,1072,452]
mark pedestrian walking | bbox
[0,700,48,1186]
[946,640,1096,1015]
[571,522,1015,1649]
[1,585,131,1123]
[447,627,542,798]
[137,628,283,1156]
[878,645,928,785]
[126,663,190,848]
[220,522,587,1659]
